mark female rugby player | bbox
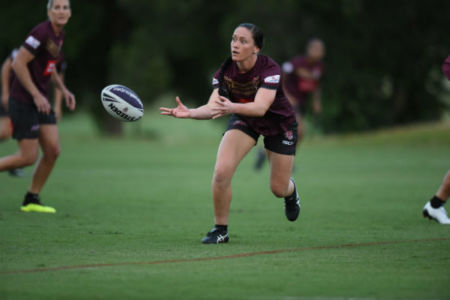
[0,0,75,213]
[161,23,300,244]
[422,57,450,224]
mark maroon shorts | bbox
[225,114,297,156]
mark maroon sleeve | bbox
[261,62,282,90]
[212,68,221,89]
[22,24,47,56]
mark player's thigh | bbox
[267,151,294,187]
[39,125,61,157]
[214,129,256,178]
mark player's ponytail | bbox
[218,56,233,99]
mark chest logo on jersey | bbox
[224,76,260,97]
[43,60,57,76]
[46,39,61,58]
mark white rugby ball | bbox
[101,84,144,122]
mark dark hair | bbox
[237,23,264,50]
[217,23,264,98]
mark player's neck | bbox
[236,55,258,74]
[50,22,64,37]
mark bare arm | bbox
[312,87,322,114]
[51,70,76,111]
[211,88,276,119]
[160,89,220,120]
[53,73,64,120]
[1,57,12,109]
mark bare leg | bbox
[0,139,39,171]
[267,150,295,198]
[436,171,450,201]
[212,130,255,225]
[29,125,61,194]
[0,117,12,141]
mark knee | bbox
[44,145,61,161]
[21,150,39,166]
[271,180,288,198]
[212,165,233,189]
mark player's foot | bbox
[423,202,450,224]
[284,178,300,221]
[8,168,25,177]
[21,203,56,213]
[202,227,229,244]
[20,192,56,214]
[254,148,266,171]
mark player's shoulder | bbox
[258,55,281,71]
[30,21,51,34]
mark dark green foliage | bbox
[0,0,448,133]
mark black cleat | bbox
[254,148,266,171]
[201,228,229,244]
[8,168,25,177]
[284,178,300,222]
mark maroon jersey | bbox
[443,56,450,80]
[282,55,324,103]
[10,21,65,103]
[213,55,296,136]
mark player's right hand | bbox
[160,96,191,118]
[33,93,51,115]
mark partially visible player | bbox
[255,39,325,170]
[422,56,450,224]
[0,0,75,213]
[161,23,300,244]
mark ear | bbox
[253,46,260,55]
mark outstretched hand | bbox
[160,97,191,118]
[211,96,234,119]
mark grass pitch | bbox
[0,113,449,299]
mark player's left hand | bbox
[63,89,76,111]
[211,96,234,119]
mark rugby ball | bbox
[101,84,144,122]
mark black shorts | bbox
[0,102,8,117]
[8,98,56,140]
[225,114,297,156]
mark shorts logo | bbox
[284,130,294,140]
[43,60,57,76]
[264,75,280,84]
[25,36,41,49]
[31,124,40,132]
[233,120,247,127]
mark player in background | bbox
[0,49,67,176]
[255,39,325,170]
[422,56,450,224]
[161,23,300,244]
[0,0,75,213]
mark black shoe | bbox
[254,148,266,171]
[284,178,300,221]
[8,168,25,177]
[201,228,229,244]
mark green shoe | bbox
[21,203,56,213]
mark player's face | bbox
[230,27,259,62]
[307,41,325,61]
[48,0,71,27]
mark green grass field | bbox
[1,113,449,300]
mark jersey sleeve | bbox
[261,62,282,90]
[22,25,47,55]
[212,68,221,89]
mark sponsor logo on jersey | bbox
[46,39,61,58]
[25,36,41,49]
[212,78,219,85]
[264,75,280,84]
[43,60,57,76]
